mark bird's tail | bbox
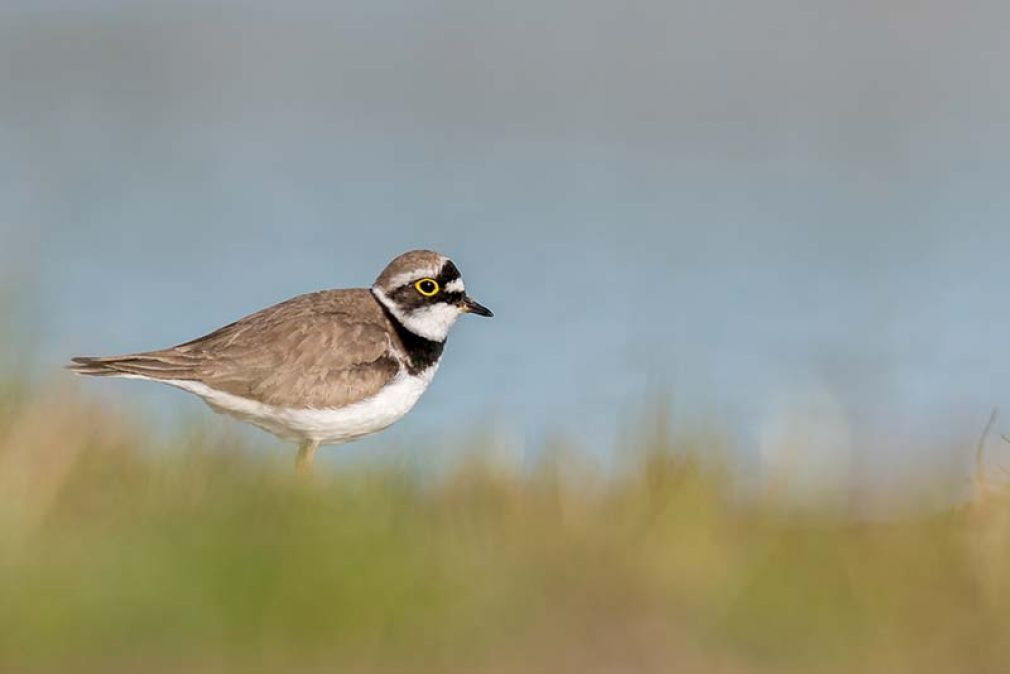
[67,352,199,381]
[67,356,124,377]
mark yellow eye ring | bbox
[414,278,440,297]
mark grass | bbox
[1,380,1010,673]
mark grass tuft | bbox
[1,384,1009,673]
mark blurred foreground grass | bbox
[1,380,1009,673]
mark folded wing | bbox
[69,289,401,409]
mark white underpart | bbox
[117,366,439,445]
[372,287,463,342]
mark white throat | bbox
[372,288,462,342]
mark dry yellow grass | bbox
[1,380,1009,673]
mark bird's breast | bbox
[165,362,441,445]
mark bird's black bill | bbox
[461,296,494,317]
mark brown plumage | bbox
[69,249,493,469]
[70,289,404,409]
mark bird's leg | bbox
[296,440,319,475]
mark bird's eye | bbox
[414,278,440,297]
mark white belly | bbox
[161,366,438,445]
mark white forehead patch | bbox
[383,257,449,291]
[445,278,465,293]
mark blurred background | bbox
[4,2,1010,672]
[4,0,1010,482]
[5,0,1010,493]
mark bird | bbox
[69,250,493,470]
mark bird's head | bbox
[371,250,493,342]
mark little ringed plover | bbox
[69,250,493,469]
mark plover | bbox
[69,250,493,469]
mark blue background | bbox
[3,0,1009,485]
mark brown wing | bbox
[69,289,401,409]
